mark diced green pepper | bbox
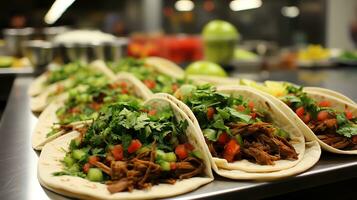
[158,161,170,171]
[165,152,177,162]
[63,155,75,167]
[72,149,86,160]
[155,149,166,161]
[87,168,103,182]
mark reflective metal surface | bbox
[3,28,35,57]
[22,40,53,75]
[0,69,356,200]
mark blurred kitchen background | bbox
[0,0,357,115]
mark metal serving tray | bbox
[0,76,357,200]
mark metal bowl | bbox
[53,37,128,64]
[3,28,35,57]
[22,40,53,74]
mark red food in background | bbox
[128,34,203,64]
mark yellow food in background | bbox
[240,79,288,97]
[298,44,330,61]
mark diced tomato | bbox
[250,112,257,119]
[184,143,195,151]
[121,88,128,94]
[143,80,156,89]
[303,113,311,123]
[111,145,124,161]
[248,101,255,110]
[345,110,353,120]
[352,136,357,144]
[175,144,188,160]
[83,163,91,173]
[223,139,240,162]
[217,132,229,145]
[148,109,157,116]
[88,156,99,165]
[318,100,331,107]
[69,107,81,114]
[236,105,245,112]
[295,106,305,118]
[120,81,127,88]
[317,111,329,121]
[207,107,215,120]
[90,102,101,111]
[127,139,142,153]
[172,84,179,92]
[170,162,177,170]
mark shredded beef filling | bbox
[104,147,205,193]
[309,120,357,150]
[208,122,298,165]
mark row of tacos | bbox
[31,57,356,199]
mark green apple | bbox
[185,61,227,77]
[202,20,239,63]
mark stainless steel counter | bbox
[0,69,357,200]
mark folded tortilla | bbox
[144,57,185,79]
[155,86,320,179]
[38,96,213,199]
[268,89,357,154]
[304,87,356,105]
[30,62,117,113]
[32,73,153,150]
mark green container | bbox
[202,20,239,64]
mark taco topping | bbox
[54,102,205,193]
[176,85,298,165]
[108,58,188,94]
[47,80,142,138]
[280,85,357,150]
[45,62,84,85]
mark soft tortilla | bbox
[28,72,49,97]
[32,73,153,150]
[304,87,356,105]
[156,85,306,173]
[38,97,213,200]
[263,88,357,154]
[30,62,117,113]
[299,91,357,154]
[215,141,320,180]
[144,57,185,79]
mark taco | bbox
[105,57,190,94]
[29,62,115,97]
[38,97,213,199]
[276,85,357,154]
[239,79,356,105]
[32,73,152,150]
[30,62,116,112]
[157,84,315,174]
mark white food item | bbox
[53,30,116,45]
